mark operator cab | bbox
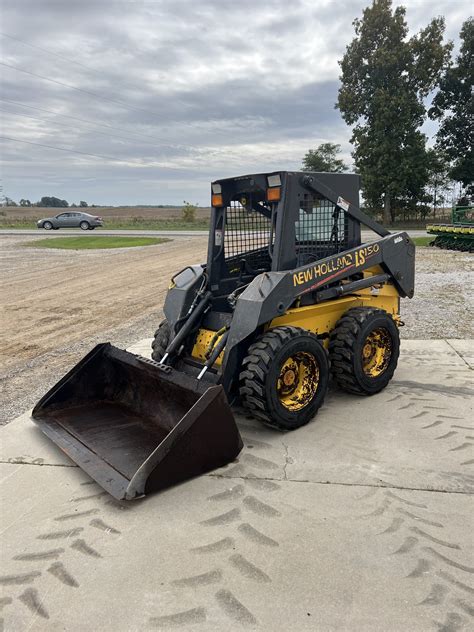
[207,170,361,296]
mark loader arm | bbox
[299,174,391,238]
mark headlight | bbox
[267,174,281,188]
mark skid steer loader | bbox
[32,171,415,500]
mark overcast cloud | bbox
[0,0,471,205]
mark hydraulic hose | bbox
[197,330,230,380]
[204,326,228,359]
[161,291,212,363]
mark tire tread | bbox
[239,326,327,430]
[329,307,399,395]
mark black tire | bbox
[239,326,329,431]
[43,221,53,230]
[329,307,400,395]
[151,320,171,361]
[80,221,90,230]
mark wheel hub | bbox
[362,328,392,377]
[282,369,296,386]
[277,352,319,411]
[362,343,372,359]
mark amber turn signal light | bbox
[212,194,223,207]
[266,187,281,201]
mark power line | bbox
[0,135,127,162]
[0,62,231,142]
[0,96,155,141]
[0,32,106,77]
[0,106,186,151]
[0,135,196,171]
[0,35,233,141]
[0,61,169,119]
[0,97,222,153]
[0,30,190,117]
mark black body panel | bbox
[32,344,242,499]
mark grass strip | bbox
[412,237,433,246]
[24,236,172,250]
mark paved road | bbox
[0,228,430,238]
[1,339,472,631]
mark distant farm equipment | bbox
[427,205,474,252]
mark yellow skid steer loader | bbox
[33,171,415,499]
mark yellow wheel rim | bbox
[277,352,319,411]
[362,328,392,377]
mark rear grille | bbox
[224,200,273,275]
[296,194,349,265]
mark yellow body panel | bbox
[269,278,400,348]
[191,328,224,366]
[192,272,400,363]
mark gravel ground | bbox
[400,247,473,339]
[1,237,472,425]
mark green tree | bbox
[429,18,473,194]
[182,200,197,222]
[302,143,348,172]
[425,149,451,217]
[40,196,69,207]
[337,0,452,223]
[19,199,32,207]
[79,200,88,207]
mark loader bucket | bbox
[32,344,243,500]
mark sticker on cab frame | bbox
[337,196,350,211]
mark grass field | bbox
[0,205,211,230]
[2,218,210,230]
[0,206,448,232]
[24,236,172,250]
[412,236,432,246]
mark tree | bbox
[425,149,451,217]
[337,0,452,223]
[302,143,348,172]
[39,196,69,207]
[182,200,197,222]
[19,199,32,207]
[429,18,473,195]
[79,200,88,207]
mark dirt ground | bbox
[0,235,207,424]
[0,236,472,424]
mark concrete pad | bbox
[0,411,74,467]
[1,340,473,631]
[447,339,474,369]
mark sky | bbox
[0,0,471,206]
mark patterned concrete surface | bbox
[1,340,473,631]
